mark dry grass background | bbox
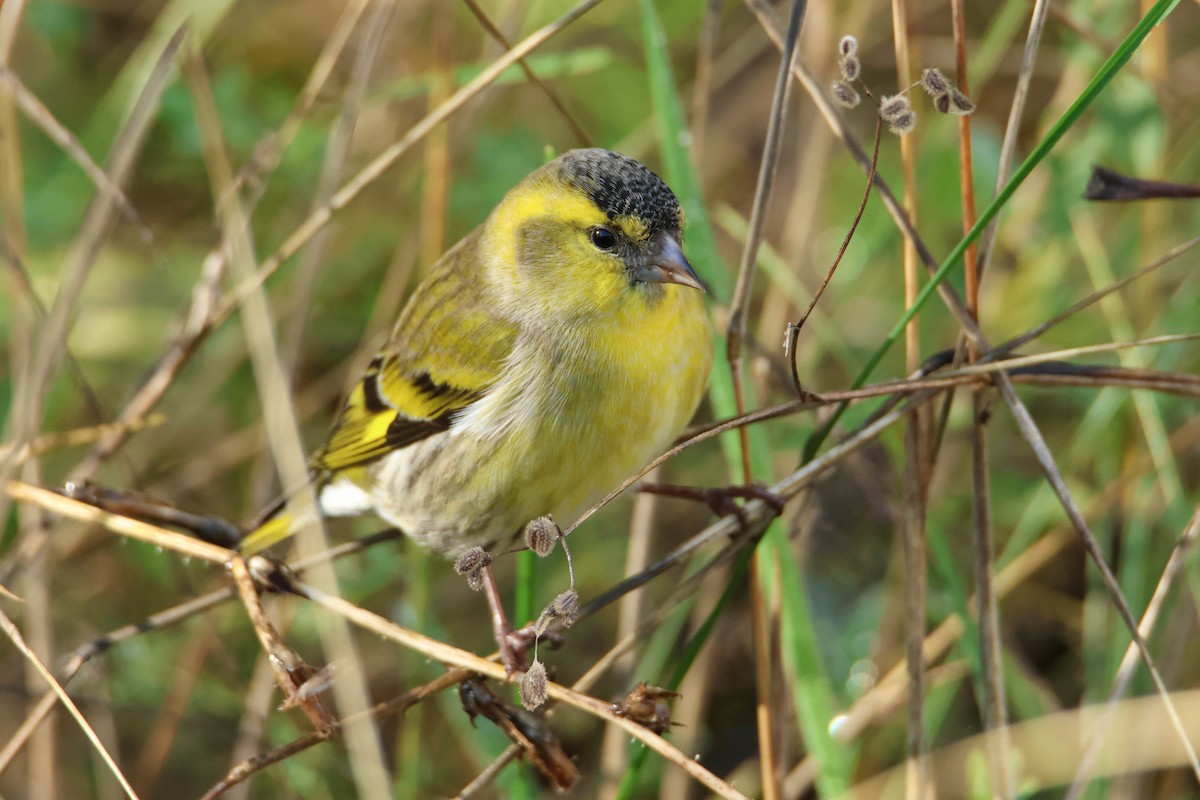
[2,0,1200,798]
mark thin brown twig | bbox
[0,530,404,779]
[1065,504,1200,799]
[785,118,882,395]
[887,7,930,799]
[727,0,805,397]
[234,0,372,199]
[0,25,186,601]
[461,0,592,146]
[569,343,1200,542]
[975,0,1051,276]
[67,0,371,485]
[992,234,1200,355]
[3,482,233,563]
[468,529,764,796]
[951,0,1010,791]
[182,40,392,796]
[751,3,1199,773]
[0,66,154,244]
[723,8,807,791]
[690,0,724,162]
[200,669,471,800]
[0,415,167,466]
[280,0,390,384]
[745,0,978,340]
[17,24,185,465]
[297,583,752,800]
[787,412,1200,796]
[597,465,661,796]
[227,556,338,734]
[0,606,140,800]
[454,745,522,798]
[846,689,1200,798]
[994,375,1200,782]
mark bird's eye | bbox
[589,226,617,251]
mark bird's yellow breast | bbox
[369,283,711,554]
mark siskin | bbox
[240,149,712,558]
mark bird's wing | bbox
[314,235,517,473]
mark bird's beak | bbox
[632,233,706,293]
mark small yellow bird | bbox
[240,148,712,562]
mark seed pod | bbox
[933,93,951,114]
[535,589,582,635]
[454,547,491,575]
[888,110,917,136]
[520,659,549,710]
[453,547,492,591]
[948,88,976,115]
[839,35,858,58]
[879,94,911,122]
[920,67,950,97]
[838,54,861,82]
[830,80,861,109]
[454,546,491,575]
[523,515,560,557]
[548,590,580,627]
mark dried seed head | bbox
[933,93,951,114]
[523,515,560,557]
[454,547,491,575]
[878,94,911,122]
[888,110,917,136]
[535,589,581,636]
[612,682,680,734]
[520,659,548,710]
[920,67,950,97]
[947,88,976,116]
[830,80,861,109]
[839,35,858,58]
[453,547,492,591]
[548,590,580,627]
[838,54,861,82]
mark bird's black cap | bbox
[555,149,683,237]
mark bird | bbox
[238,148,713,567]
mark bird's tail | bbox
[237,510,299,555]
[236,468,365,554]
